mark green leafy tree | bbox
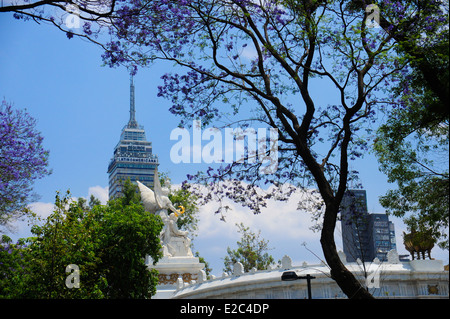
[223,223,275,273]
[0,235,32,298]
[102,179,164,298]
[195,251,213,279]
[0,180,164,298]
[373,13,449,250]
[169,187,200,239]
[1,191,107,298]
[374,104,449,250]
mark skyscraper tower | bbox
[340,190,372,262]
[340,190,397,262]
[107,76,159,200]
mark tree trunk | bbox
[320,204,374,299]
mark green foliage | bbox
[103,184,163,298]
[404,229,436,252]
[0,235,32,298]
[374,114,449,249]
[169,187,199,238]
[195,251,213,279]
[374,32,449,250]
[0,180,164,298]
[223,223,275,273]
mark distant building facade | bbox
[340,190,397,262]
[107,77,159,199]
[369,213,397,261]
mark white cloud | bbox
[2,202,55,240]
[186,181,326,274]
[196,198,253,239]
[256,190,320,240]
[88,185,109,204]
[241,45,258,60]
[197,190,319,241]
[4,185,109,242]
[192,182,322,242]
[28,201,54,220]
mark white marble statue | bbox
[137,168,179,217]
[137,168,191,257]
[160,212,193,257]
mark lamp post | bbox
[281,271,316,299]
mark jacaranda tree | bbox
[97,0,447,299]
[0,100,51,230]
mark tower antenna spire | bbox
[129,74,138,128]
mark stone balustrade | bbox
[155,251,449,299]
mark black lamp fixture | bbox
[281,271,316,299]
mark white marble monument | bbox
[137,169,204,298]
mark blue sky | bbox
[1,13,447,274]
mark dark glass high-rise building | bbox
[107,77,159,199]
[340,190,397,262]
[369,213,397,261]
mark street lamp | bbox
[281,271,316,299]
